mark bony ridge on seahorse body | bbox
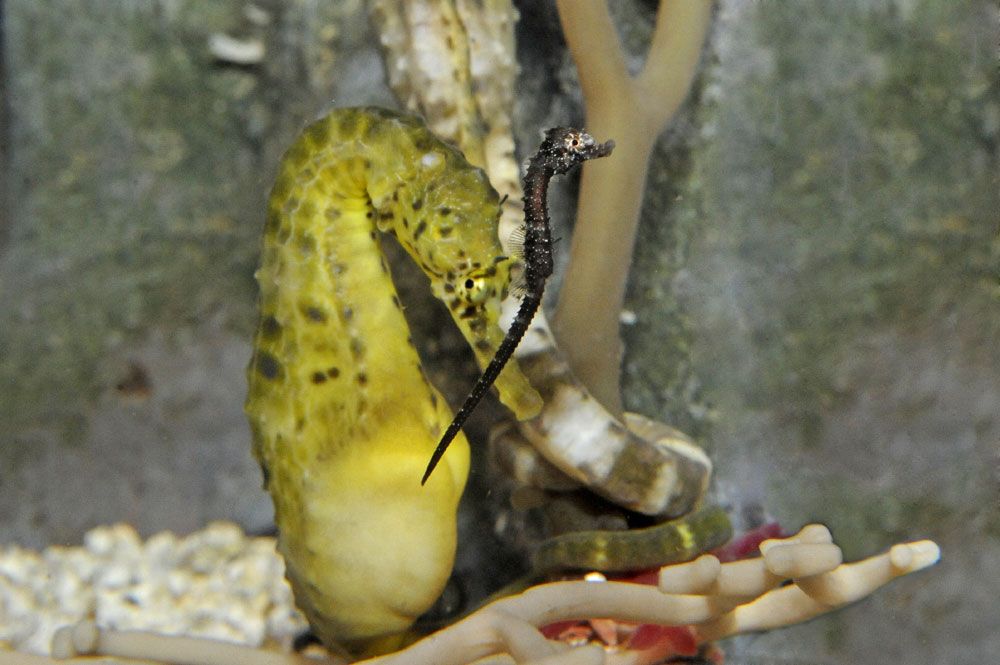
[244,106,542,656]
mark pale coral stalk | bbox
[552,0,714,413]
[40,534,938,665]
[696,540,941,642]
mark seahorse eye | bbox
[456,275,491,305]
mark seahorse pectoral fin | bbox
[450,307,543,421]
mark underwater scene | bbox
[1,1,997,664]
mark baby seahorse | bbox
[245,107,542,655]
[422,127,615,483]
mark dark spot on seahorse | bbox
[302,305,327,323]
[305,120,328,147]
[298,199,316,219]
[379,210,394,221]
[472,262,482,269]
[464,278,475,289]
[391,295,401,308]
[350,338,364,359]
[402,217,410,228]
[342,306,353,321]
[430,392,438,408]
[356,372,368,386]
[327,367,340,378]
[439,206,451,216]
[260,315,281,339]
[413,132,435,153]
[475,339,492,352]
[311,371,327,384]
[369,229,377,240]
[406,335,414,346]
[259,462,271,490]
[460,305,478,319]
[392,190,399,202]
[325,207,341,221]
[285,141,310,167]
[469,318,486,333]
[493,255,508,264]
[443,282,455,293]
[485,266,497,277]
[457,249,466,259]
[363,159,372,170]
[414,220,428,240]
[446,271,455,281]
[448,298,461,311]
[333,262,347,275]
[265,210,281,235]
[295,417,305,432]
[338,111,361,137]
[439,226,452,237]
[366,210,374,220]
[297,233,317,255]
[413,198,423,211]
[255,352,282,380]
[270,172,293,201]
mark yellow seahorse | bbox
[245,106,541,655]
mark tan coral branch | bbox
[40,532,939,665]
[552,0,714,413]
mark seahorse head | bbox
[366,119,542,421]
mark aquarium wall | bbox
[1,1,997,663]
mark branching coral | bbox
[551,0,714,415]
[42,525,939,665]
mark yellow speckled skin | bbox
[245,107,542,654]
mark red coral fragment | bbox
[628,624,698,654]
[712,522,783,562]
[539,620,581,640]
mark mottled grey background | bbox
[1,1,997,664]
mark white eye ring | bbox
[420,152,443,168]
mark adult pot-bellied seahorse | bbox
[245,106,544,655]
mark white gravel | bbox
[0,522,308,655]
